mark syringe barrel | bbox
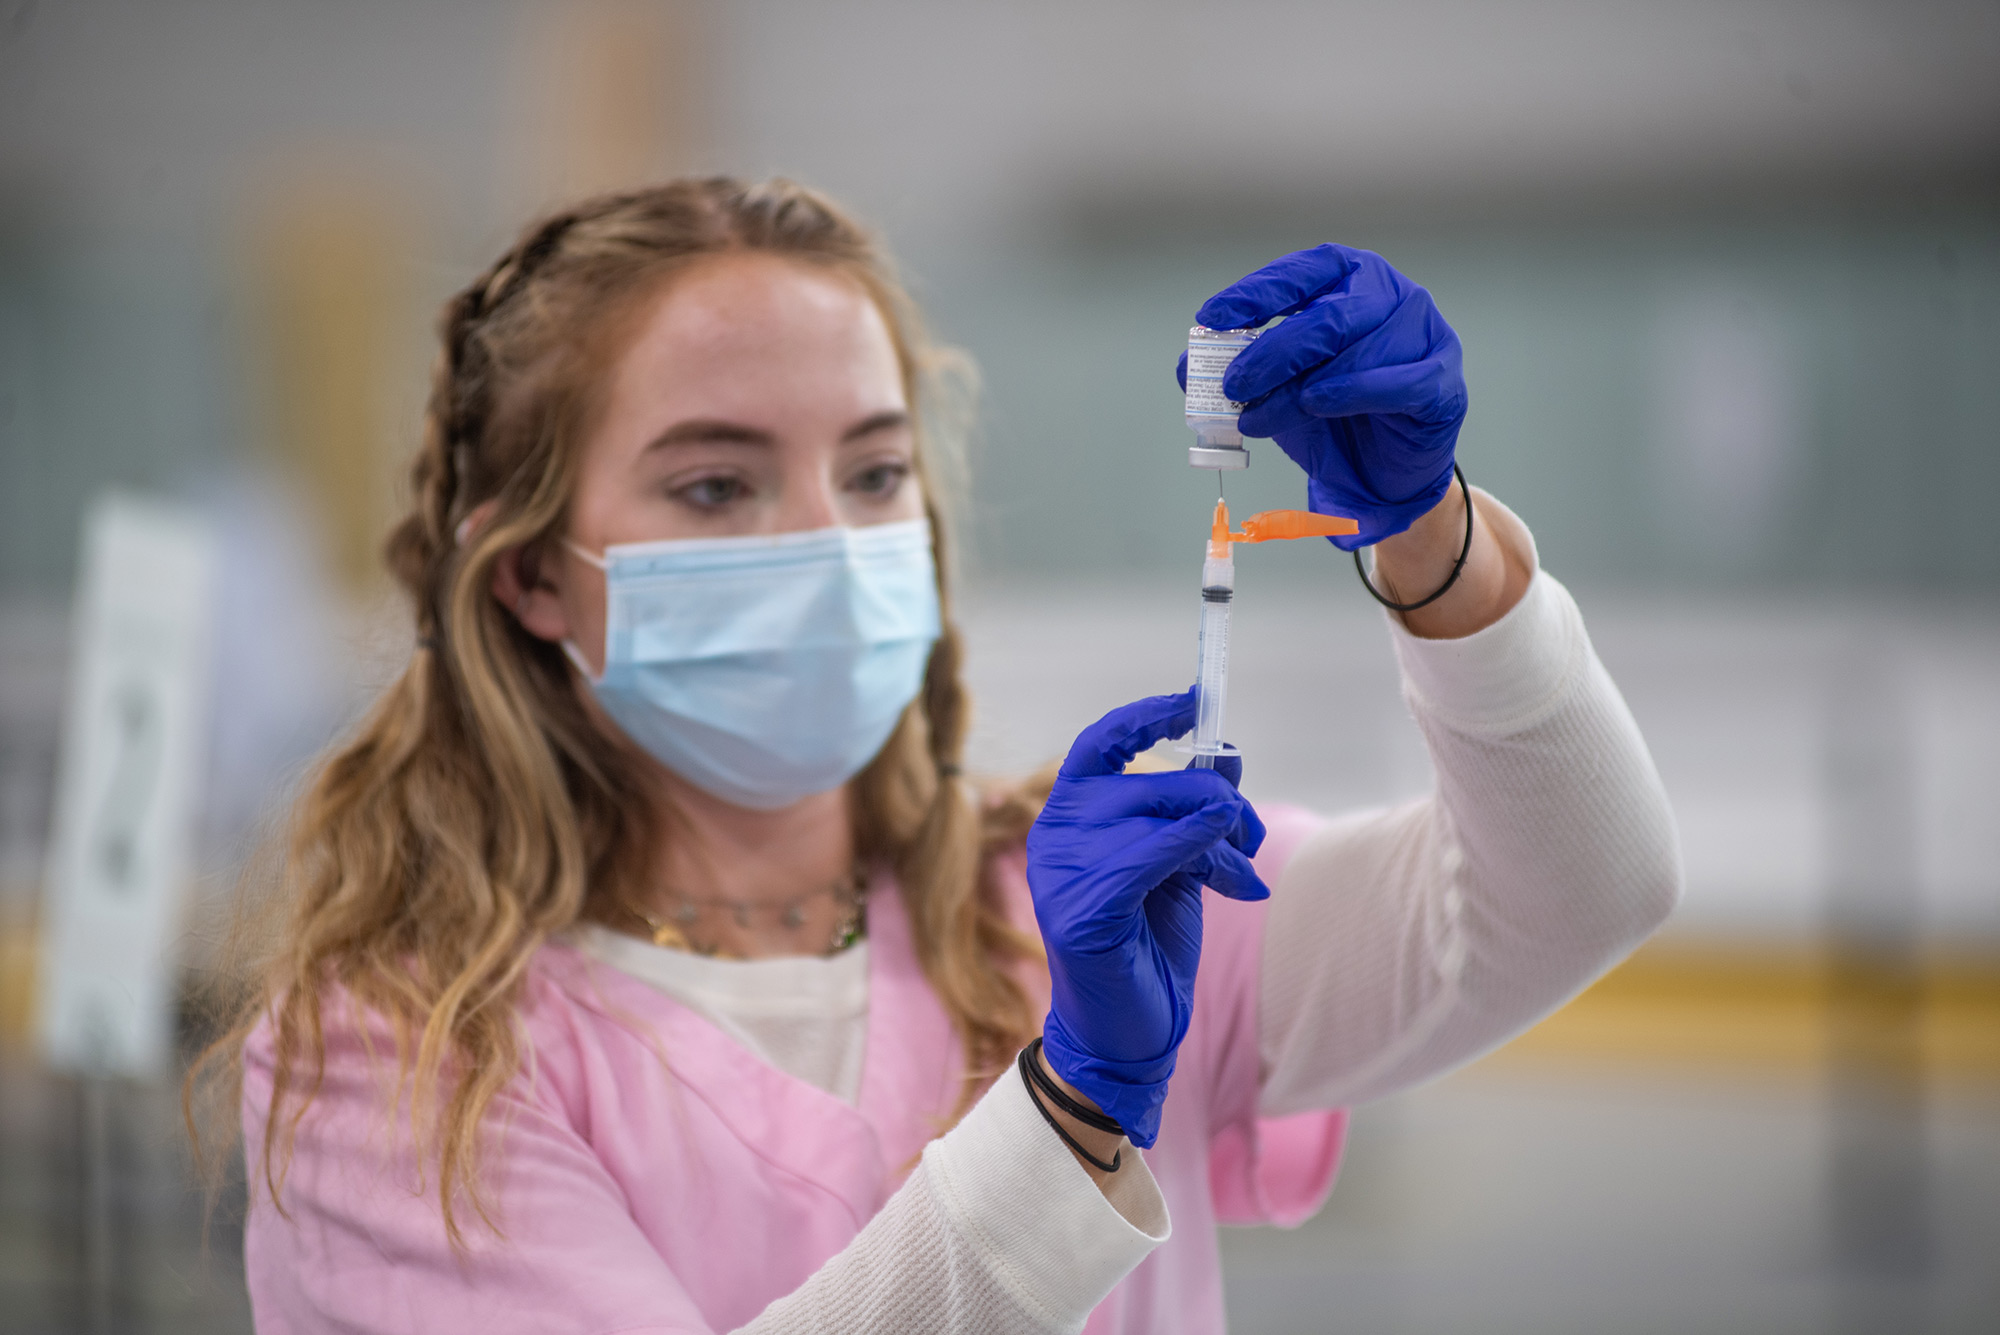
[1191,553,1234,765]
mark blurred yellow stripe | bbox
[4,920,1996,1079]
[1495,939,2000,1081]
[0,918,35,1048]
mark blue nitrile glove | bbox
[1176,243,1466,551]
[1026,689,1269,1148]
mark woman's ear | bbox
[462,499,574,645]
[491,541,573,644]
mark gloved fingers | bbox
[1221,290,1401,403]
[1297,356,1466,426]
[1189,840,1272,902]
[1213,784,1267,855]
[1059,768,1254,826]
[1073,772,1262,862]
[1143,872,1207,973]
[1234,377,1326,443]
[1175,349,1188,393]
[1233,282,1433,396]
[1142,768,1265,851]
[1184,750,1242,789]
[1059,690,1197,778]
[1295,291,1459,387]
[1092,804,1246,906]
[1195,243,1362,330]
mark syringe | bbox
[1186,499,1237,769]
[1179,499,1361,769]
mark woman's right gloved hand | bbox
[1026,690,1269,1148]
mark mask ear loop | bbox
[560,538,608,681]
[563,538,607,571]
[560,638,600,682]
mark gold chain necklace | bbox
[625,863,866,959]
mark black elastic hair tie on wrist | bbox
[1019,1040,1123,1173]
[1023,1039,1125,1135]
[1353,463,1474,614]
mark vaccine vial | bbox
[1184,325,1262,469]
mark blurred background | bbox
[1,1,1996,1331]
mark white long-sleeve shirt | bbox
[576,518,1683,1333]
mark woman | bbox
[195,177,1680,1334]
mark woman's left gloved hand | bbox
[1178,243,1466,551]
[1027,690,1269,1148]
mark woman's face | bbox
[505,252,923,672]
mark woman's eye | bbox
[849,461,910,499]
[677,475,748,509]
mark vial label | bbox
[1185,326,1260,418]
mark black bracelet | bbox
[1023,1039,1126,1135]
[1353,464,1474,613]
[1018,1043,1122,1173]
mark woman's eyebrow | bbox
[643,419,775,451]
[841,410,910,443]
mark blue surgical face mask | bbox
[564,518,941,810]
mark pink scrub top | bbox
[242,806,1346,1333]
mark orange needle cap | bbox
[1231,510,1361,543]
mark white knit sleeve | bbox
[1258,501,1683,1115]
[738,1068,1169,1334]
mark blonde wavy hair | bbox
[187,177,1050,1247]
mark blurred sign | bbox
[38,495,216,1078]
